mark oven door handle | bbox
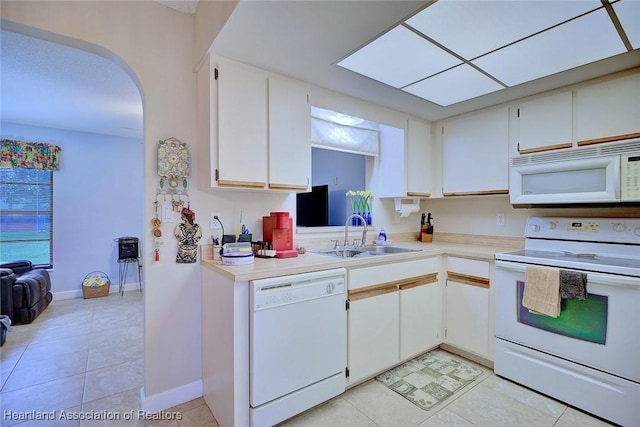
[496,260,640,289]
[588,273,640,289]
[495,260,526,272]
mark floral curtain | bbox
[0,139,61,170]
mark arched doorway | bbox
[1,24,146,413]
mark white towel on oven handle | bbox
[523,265,561,318]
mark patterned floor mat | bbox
[375,349,485,410]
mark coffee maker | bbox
[262,212,298,258]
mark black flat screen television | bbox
[296,185,329,227]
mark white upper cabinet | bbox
[406,119,432,197]
[268,77,311,191]
[378,119,432,198]
[576,73,640,146]
[196,56,313,191]
[442,107,509,196]
[377,124,406,198]
[517,91,573,154]
[217,57,268,189]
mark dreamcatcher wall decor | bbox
[158,137,189,191]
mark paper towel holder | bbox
[394,197,420,217]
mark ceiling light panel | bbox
[403,64,504,106]
[613,0,640,49]
[406,0,602,60]
[472,9,627,87]
[337,25,461,88]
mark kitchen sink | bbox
[311,245,421,259]
[360,245,422,255]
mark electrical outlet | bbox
[210,212,222,230]
[496,213,506,226]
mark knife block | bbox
[420,232,433,242]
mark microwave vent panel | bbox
[511,139,640,166]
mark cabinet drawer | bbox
[349,257,439,290]
[447,257,490,288]
[446,257,489,279]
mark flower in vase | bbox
[358,190,373,214]
[345,190,360,213]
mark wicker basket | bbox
[82,271,110,299]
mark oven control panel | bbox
[526,217,640,244]
[567,221,599,233]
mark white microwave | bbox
[510,143,640,205]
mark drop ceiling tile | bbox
[406,0,602,60]
[403,64,504,106]
[614,0,640,49]
[472,9,627,87]
[337,25,461,88]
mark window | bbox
[0,167,53,267]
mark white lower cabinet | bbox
[348,291,399,385]
[445,257,492,359]
[347,258,441,385]
[400,281,441,360]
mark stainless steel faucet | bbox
[344,214,368,247]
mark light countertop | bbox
[201,236,522,282]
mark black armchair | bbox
[0,260,53,324]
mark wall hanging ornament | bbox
[174,206,202,263]
[158,137,189,190]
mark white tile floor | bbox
[1,293,615,427]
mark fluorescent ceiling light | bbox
[337,25,461,88]
[403,64,504,106]
[335,0,635,106]
[406,0,601,60]
[472,9,626,86]
[614,0,640,49]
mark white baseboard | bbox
[53,283,143,300]
[140,380,203,413]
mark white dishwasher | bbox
[250,268,346,427]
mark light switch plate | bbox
[163,204,174,223]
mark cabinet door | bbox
[517,91,573,154]
[406,119,432,197]
[217,57,268,189]
[348,291,399,385]
[268,77,311,191]
[576,73,640,145]
[442,108,509,196]
[377,124,406,198]
[445,281,490,358]
[400,280,440,360]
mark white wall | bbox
[1,122,144,296]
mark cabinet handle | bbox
[398,273,438,290]
[406,192,431,198]
[348,273,438,301]
[518,142,572,154]
[446,271,490,288]
[268,183,309,191]
[577,132,640,147]
[218,179,266,189]
[443,190,508,197]
[348,283,398,302]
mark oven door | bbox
[494,260,640,382]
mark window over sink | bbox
[296,107,376,227]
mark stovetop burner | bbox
[498,248,640,274]
[496,217,640,277]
